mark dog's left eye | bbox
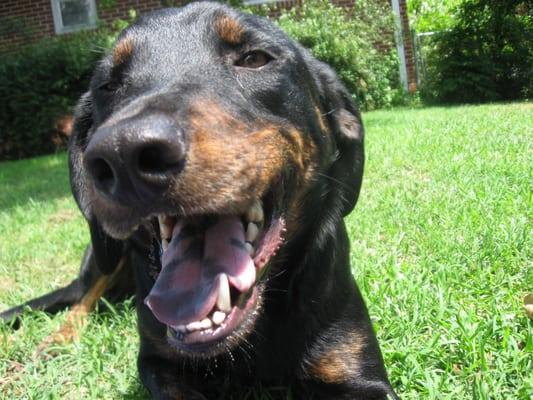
[235,51,272,69]
[98,80,121,93]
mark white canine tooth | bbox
[161,225,172,241]
[199,318,212,330]
[162,239,169,252]
[244,242,254,256]
[246,200,264,223]
[186,320,203,331]
[212,311,226,325]
[216,274,232,313]
[176,325,186,332]
[246,222,259,243]
[158,215,173,239]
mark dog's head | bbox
[69,2,364,356]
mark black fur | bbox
[1,3,399,399]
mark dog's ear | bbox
[68,92,124,274]
[314,63,365,217]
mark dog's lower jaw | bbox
[134,222,396,400]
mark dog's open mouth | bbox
[144,197,285,349]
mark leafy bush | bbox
[0,2,403,160]
[421,0,533,103]
[277,0,402,110]
[0,28,120,161]
[408,0,462,33]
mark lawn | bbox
[0,103,531,399]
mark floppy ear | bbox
[68,92,124,274]
[315,64,365,217]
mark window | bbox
[51,0,97,34]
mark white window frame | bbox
[51,0,98,35]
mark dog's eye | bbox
[235,51,272,69]
[98,81,121,92]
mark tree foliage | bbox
[421,0,532,103]
[277,0,402,110]
[408,0,463,32]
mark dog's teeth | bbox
[212,311,226,325]
[186,320,203,331]
[246,200,264,223]
[158,215,173,239]
[162,239,169,252]
[246,222,259,243]
[199,318,212,330]
[244,242,254,256]
[176,324,187,332]
[216,274,232,313]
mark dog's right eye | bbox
[235,50,272,69]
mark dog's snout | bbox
[85,115,186,202]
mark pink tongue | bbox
[144,217,256,327]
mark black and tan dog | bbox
[1,3,399,399]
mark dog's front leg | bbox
[138,356,207,400]
[300,317,399,400]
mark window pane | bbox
[59,0,92,27]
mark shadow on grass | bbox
[122,382,150,399]
[0,152,71,210]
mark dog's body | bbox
[1,3,398,399]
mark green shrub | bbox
[277,0,402,110]
[0,28,119,161]
[0,3,403,160]
[421,0,533,104]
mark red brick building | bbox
[0,0,415,91]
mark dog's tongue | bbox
[145,217,256,327]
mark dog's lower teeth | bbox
[244,242,254,256]
[186,320,204,331]
[212,311,226,325]
[200,318,212,329]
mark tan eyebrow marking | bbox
[214,14,244,45]
[113,38,134,66]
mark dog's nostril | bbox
[88,158,115,193]
[138,145,183,175]
[138,146,166,173]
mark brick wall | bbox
[0,0,162,52]
[0,0,55,52]
[0,0,416,91]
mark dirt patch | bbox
[47,209,78,225]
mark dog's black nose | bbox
[85,114,186,202]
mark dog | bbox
[1,3,399,399]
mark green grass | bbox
[1,103,532,399]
